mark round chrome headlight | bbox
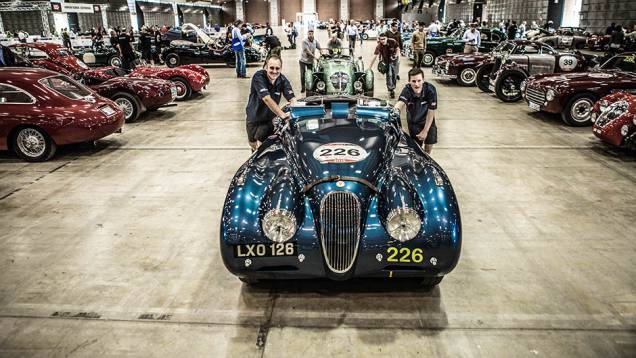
[591,112,597,123]
[316,81,326,91]
[262,209,297,243]
[621,125,629,137]
[386,208,421,242]
[545,89,555,101]
[353,81,363,91]
[600,99,609,112]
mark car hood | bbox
[528,70,629,87]
[293,121,391,185]
[319,59,356,94]
[443,53,490,64]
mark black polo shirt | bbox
[246,69,295,123]
[398,82,437,126]
[117,33,133,56]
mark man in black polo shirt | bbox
[117,30,135,70]
[245,55,296,150]
[394,68,438,154]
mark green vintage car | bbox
[305,50,374,97]
[405,28,507,67]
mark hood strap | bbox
[303,175,379,194]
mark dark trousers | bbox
[300,61,313,92]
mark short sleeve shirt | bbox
[246,70,295,123]
[398,82,438,126]
[300,38,321,64]
[117,33,133,55]
[374,38,399,63]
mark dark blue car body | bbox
[220,96,461,284]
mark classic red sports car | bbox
[591,92,636,148]
[0,68,124,162]
[522,53,636,126]
[586,34,611,51]
[10,43,207,101]
[10,43,177,121]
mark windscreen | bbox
[40,75,91,99]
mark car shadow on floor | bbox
[240,278,449,330]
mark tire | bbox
[561,93,597,127]
[11,126,57,162]
[170,76,192,101]
[422,51,436,67]
[362,33,369,40]
[109,55,122,67]
[475,63,494,92]
[494,70,525,102]
[165,53,180,68]
[112,92,140,122]
[420,276,443,288]
[239,277,259,285]
[456,67,477,86]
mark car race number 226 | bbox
[313,143,369,164]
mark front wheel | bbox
[562,93,596,126]
[494,71,525,102]
[165,53,180,68]
[109,55,122,67]
[362,33,369,40]
[12,126,57,162]
[112,92,140,122]
[475,63,494,92]
[170,76,192,101]
[422,51,436,67]
[457,67,477,86]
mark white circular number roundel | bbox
[313,143,369,164]
[559,55,578,71]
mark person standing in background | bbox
[462,24,481,54]
[345,21,359,55]
[368,33,400,98]
[232,19,251,78]
[299,29,321,93]
[411,24,426,68]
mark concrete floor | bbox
[1,30,635,357]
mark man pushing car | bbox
[245,55,296,151]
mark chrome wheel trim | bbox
[502,77,520,98]
[460,68,476,84]
[111,57,121,67]
[423,54,434,65]
[169,56,178,65]
[115,98,134,119]
[174,81,187,99]
[17,128,46,158]
[571,98,593,122]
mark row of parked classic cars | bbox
[426,35,635,150]
[0,42,211,161]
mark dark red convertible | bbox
[522,53,636,126]
[591,92,636,148]
[10,43,177,121]
[0,68,124,162]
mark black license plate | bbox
[233,243,297,258]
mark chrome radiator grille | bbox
[320,191,361,274]
[526,87,546,104]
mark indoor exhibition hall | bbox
[0,0,634,356]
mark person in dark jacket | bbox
[507,21,518,40]
[609,25,625,56]
[0,44,16,66]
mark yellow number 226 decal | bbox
[386,247,424,263]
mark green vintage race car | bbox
[404,28,507,67]
[305,50,374,97]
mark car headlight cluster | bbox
[520,80,527,92]
[599,99,609,112]
[386,207,421,242]
[262,209,297,243]
[545,89,555,101]
[316,81,326,92]
[621,125,629,137]
[353,81,363,92]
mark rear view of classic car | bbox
[220,96,462,286]
[305,51,373,96]
[591,92,636,148]
[485,47,590,102]
[522,52,636,126]
[0,68,124,162]
[536,28,588,49]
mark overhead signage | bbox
[52,3,97,14]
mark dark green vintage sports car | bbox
[305,50,374,97]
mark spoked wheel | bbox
[109,56,122,67]
[170,77,192,101]
[475,64,494,92]
[494,71,525,102]
[12,127,56,162]
[113,92,140,122]
[457,67,477,86]
[562,93,596,126]
[165,54,180,68]
[422,51,436,67]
